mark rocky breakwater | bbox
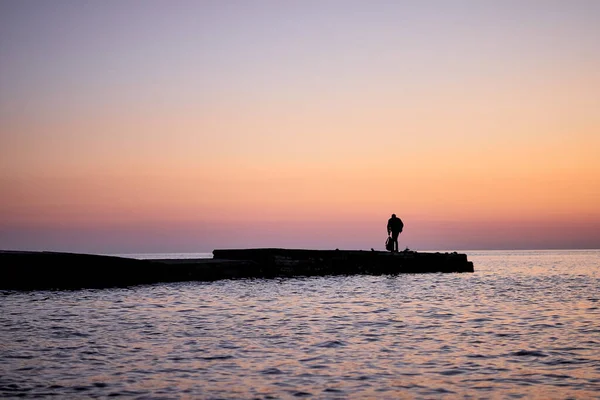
[212,248,475,278]
[1,248,474,290]
[0,250,255,290]
[1,251,163,290]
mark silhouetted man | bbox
[387,214,404,252]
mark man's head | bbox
[392,214,396,218]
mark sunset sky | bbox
[1,0,599,253]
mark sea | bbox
[1,249,599,399]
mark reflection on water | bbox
[1,250,599,398]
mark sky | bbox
[1,0,599,253]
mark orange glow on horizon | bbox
[1,2,599,252]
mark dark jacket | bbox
[387,216,404,233]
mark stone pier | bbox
[1,248,474,290]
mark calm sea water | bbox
[1,250,599,399]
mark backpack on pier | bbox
[385,236,394,251]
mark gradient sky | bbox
[1,0,599,253]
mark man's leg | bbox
[392,232,399,252]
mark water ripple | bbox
[1,250,600,398]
